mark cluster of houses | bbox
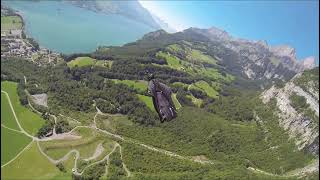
[1,29,34,59]
[1,28,61,64]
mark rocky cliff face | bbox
[184,27,317,81]
[260,68,319,155]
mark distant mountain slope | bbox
[68,0,161,29]
[115,27,316,84]
[184,27,316,80]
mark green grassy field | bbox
[96,114,132,134]
[156,50,225,83]
[1,127,32,166]
[137,94,154,111]
[167,44,182,53]
[94,60,113,68]
[1,16,23,30]
[188,49,217,64]
[190,80,219,98]
[1,92,19,130]
[172,82,189,89]
[1,141,64,179]
[67,57,96,68]
[138,94,181,111]
[1,81,45,135]
[156,51,183,70]
[112,79,148,93]
[172,93,182,109]
[187,94,203,107]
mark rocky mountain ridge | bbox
[261,68,319,155]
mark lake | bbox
[3,1,156,54]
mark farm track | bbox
[2,89,318,178]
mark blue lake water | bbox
[3,1,156,54]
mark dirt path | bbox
[1,90,35,140]
[248,159,319,178]
[118,144,131,177]
[74,143,119,176]
[1,124,23,134]
[84,143,104,161]
[1,140,34,168]
[58,114,81,124]
[37,141,79,164]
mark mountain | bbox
[67,0,161,30]
[261,67,319,155]
[128,27,316,84]
[184,27,316,80]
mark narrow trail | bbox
[249,159,319,178]
[1,90,35,140]
[118,144,131,177]
[83,143,104,161]
[37,141,79,164]
[1,140,34,168]
[1,124,23,134]
[2,89,318,178]
[58,113,81,124]
[73,143,119,176]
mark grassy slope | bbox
[189,80,218,98]
[112,79,148,93]
[187,94,203,107]
[1,127,32,166]
[67,57,96,68]
[1,16,23,30]
[172,93,182,109]
[156,51,183,70]
[137,94,154,111]
[1,92,19,130]
[1,81,44,136]
[96,114,133,134]
[189,49,217,64]
[138,93,181,111]
[1,142,64,180]
[94,60,113,68]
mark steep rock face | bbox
[269,45,296,61]
[261,70,319,155]
[184,27,317,81]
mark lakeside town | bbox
[1,5,62,65]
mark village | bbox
[1,5,62,65]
